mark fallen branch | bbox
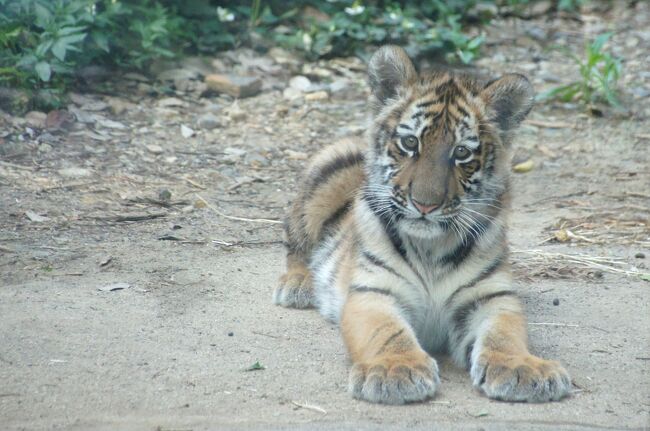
[196,194,282,224]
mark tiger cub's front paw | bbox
[273,270,314,309]
[471,351,571,402]
[349,352,439,405]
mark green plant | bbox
[539,33,622,107]
[264,0,485,63]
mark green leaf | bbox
[35,39,53,57]
[35,61,51,82]
[58,26,87,36]
[51,40,67,61]
[457,50,474,64]
[244,361,265,371]
[92,31,110,52]
[467,34,484,50]
[16,54,38,68]
[33,3,52,28]
[591,32,612,53]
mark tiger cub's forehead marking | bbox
[396,101,442,138]
[397,100,480,150]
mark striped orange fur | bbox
[274,46,571,404]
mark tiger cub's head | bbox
[364,45,534,239]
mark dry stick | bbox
[92,213,167,223]
[184,177,206,189]
[528,322,580,328]
[195,194,282,224]
[291,401,327,415]
[213,239,283,247]
[525,119,576,129]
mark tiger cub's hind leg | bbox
[274,253,314,309]
[274,138,366,309]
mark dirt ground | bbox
[1,3,649,431]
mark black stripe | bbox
[451,290,517,343]
[397,123,412,130]
[416,100,437,109]
[349,284,393,297]
[423,111,442,120]
[362,251,404,280]
[309,152,364,191]
[465,340,475,370]
[455,104,470,119]
[368,322,393,344]
[446,252,506,306]
[439,236,476,267]
[322,200,352,232]
[377,329,405,354]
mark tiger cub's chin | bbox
[398,218,446,239]
[275,45,571,405]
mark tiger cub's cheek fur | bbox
[277,45,569,405]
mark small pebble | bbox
[158,189,172,202]
[553,298,560,306]
[635,252,645,259]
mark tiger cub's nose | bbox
[412,199,440,215]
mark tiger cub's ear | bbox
[481,74,534,132]
[368,45,417,105]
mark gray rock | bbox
[58,167,92,178]
[631,86,650,99]
[158,68,199,82]
[197,113,222,130]
[245,151,270,167]
[123,72,149,82]
[289,75,312,92]
[205,74,262,98]
[25,111,47,128]
[0,88,30,115]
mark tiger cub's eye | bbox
[453,145,471,160]
[400,135,419,152]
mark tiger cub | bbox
[274,45,571,404]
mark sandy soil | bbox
[1,3,649,430]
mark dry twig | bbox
[291,401,327,415]
[525,119,576,129]
[196,194,282,224]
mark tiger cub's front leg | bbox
[274,253,314,308]
[452,293,571,402]
[341,290,439,404]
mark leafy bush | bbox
[263,0,486,63]
[0,0,591,102]
[538,33,622,107]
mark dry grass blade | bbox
[525,119,576,129]
[291,400,327,415]
[195,194,282,224]
[512,249,649,279]
[528,322,580,327]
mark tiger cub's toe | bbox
[349,352,439,405]
[471,351,571,402]
[273,271,314,309]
